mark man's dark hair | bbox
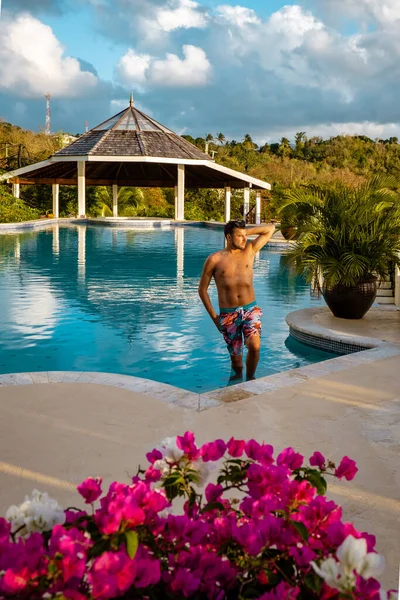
[224,220,246,238]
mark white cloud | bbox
[215,5,260,27]
[315,0,400,25]
[255,122,400,145]
[0,14,97,98]
[116,49,152,86]
[134,0,208,43]
[156,0,208,31]
[151,45,211,86]
[117,45,212,88]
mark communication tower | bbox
[45,93,51,135]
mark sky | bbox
[1,0,400,143]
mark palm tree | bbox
[280,176,400,317]
[216,132,226,145]
[93,186,143,217]
[242,134,257,150]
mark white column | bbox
[12,182,20,199]
[395,264,400,309]
[177,165,185,220]
[224,186,231,222]
[52,183,59,218]
[77,161,86,217]
[174,186,178,220]
[243,186,250,220]
[255,191,261,225]
[112,184,118,217]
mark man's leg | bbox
[230,354,243,380]
[219,311,243,381]
[243,306,263,380]
[245,334,260,380]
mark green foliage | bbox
[281,177,400,287]
[5,118,400,222]
[0,186,40,222]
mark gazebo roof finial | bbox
[129,93,134,107]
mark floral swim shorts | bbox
[218,301,263,356]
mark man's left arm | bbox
[248,223,276,253]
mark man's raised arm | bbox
[198,255,220,330]
[248,223,276,253]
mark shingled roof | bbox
[55,99,212,161]
[0,97,271,191]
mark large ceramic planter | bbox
[322,279,377,319]
[280,226,299,241]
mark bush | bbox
[0,187,41,223]
[0,432,394,600]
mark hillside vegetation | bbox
[1,121,400,221]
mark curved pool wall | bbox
[0,218,291,250]
[0,221,337,393]
[1,339,399,412]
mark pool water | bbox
[0,225,337,393]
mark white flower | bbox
[5,504,25,531]
[358,551,385,580]
[190,460,211,488]
[311,557,353,593]
[158,437,184,463]
[6,489,65,536]
[153,459,171,477]
[337,535,368,574]
[311,535,385,593]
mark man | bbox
[198,219,276,381]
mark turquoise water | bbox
[0,226,337,393]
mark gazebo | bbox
[0,97,271,222]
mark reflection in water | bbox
[14,237,20,263]
[78,226,86,286]
[284,335,337,364]
[0,226,335,392]
[6,275,60,344]
[52,225,60,256]
[175,227,184,290]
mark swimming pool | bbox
[0,225,337,392]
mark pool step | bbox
[376,278,394,304]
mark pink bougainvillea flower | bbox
[335,456,358,481]
[1,568,30,595]
[227,437,246,457]
[146,448,163,464]
[169,567,201,597]
[77,477,103,504]
[245,439,261,460]
[89,550,136,599]
[310,451,326,469]
[257,580,300,599]
[144,466,162,483]
[176,431,200,460]
[134,548,161,588]
[277,447,304,470]
[49,525,90,585]
[200,439,226,462]
[205,483,224,504]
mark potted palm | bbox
[279,177,400,319]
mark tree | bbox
[242,134,257,150]
[294,132,307,156]
[216,133,226,145]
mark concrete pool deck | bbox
[0,352,399,588]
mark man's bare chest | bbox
[214,254,254,280]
